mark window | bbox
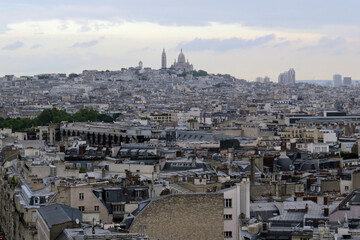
[224,199,232,208]
[94,206,99,211]
[106,191,110,199]
[79,193,84,200]
[224,231,232,238]
[113,205,124,212]
[34,197,39,205]
[345,186,349,191]
[224,214,232,220]
[86,163,92,169]
[136,190,142,198]
[78,206,85,212]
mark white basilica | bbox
[162,49,193,72]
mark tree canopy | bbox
[0,108,114,132]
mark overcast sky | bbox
[0,0,359,81]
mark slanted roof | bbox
[269,211,305,222]
[38,204,82,228]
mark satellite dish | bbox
[76,218,79,224]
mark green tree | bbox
[36,108,72,126]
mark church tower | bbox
[161,48,167,69]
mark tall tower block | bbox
[161,49,167,69]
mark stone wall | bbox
[321,179,340,193]
[130,193,224,240]
[353,171,360,190]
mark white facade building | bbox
[219,179,250,240]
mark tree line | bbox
[0,108,114,132]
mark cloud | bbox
[2,41,23,50]
[58,23,68,31]
[299,37,346,51]
[71,40,99,48]
[31,44,42,49]
[178,34,275,51]
[79,25,92,32]
[127,47,150,54]
[0,0,359,29]
[0,25,10,34]
[273,39,302,48]
[317,37,346,48]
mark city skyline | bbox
[0,0,359,81]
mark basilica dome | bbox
[178,49,186,64]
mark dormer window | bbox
[34,197,40,205]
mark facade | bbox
[36,204,82,240]
[343,77,352,85]
[333,74,342,87]
[264,76,270,83]
[161,49,166,69]
[49,184,113,224]
[149,112,178,123]
[129,193,224,240]
[218,180,250,240]
[170,49,194,72]
[278,68,295,85]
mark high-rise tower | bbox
[278,68,295,85]
[161,48,167,69]
[333,74,342,87]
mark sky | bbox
[0,0,359,81]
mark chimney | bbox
[228,148,234,175]
[155,163,160,173]
[250,157,255,185]
[324,207,329,217]
[305,203,309,213]
[281,141,287,151]
[228,148,234,165]
[51,182,56,192]
[102,168,106,178]
[191,157,196,167]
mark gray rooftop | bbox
[38,204,82,228]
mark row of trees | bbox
[0,108,114,132]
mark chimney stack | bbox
[102,168,106,178]
[228,148,234,175]
[324,207,329,217]
[51,182,56,192]
[228,148,234,165]
[250,157,255,185]
[191,157,196,167]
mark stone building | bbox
[36,204,82,240]
[49,183,113,224]
[170,49,194,72]
[128,193,224,240]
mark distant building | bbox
[170,49,193,72]
[278,68,295,85]
[264,76,270,83]
[138,61,143,69]
[256,77,264,82]
[161,49,167,69]
[333,74,342,87]
[343,77,352,85]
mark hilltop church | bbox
[161,49,193,72]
